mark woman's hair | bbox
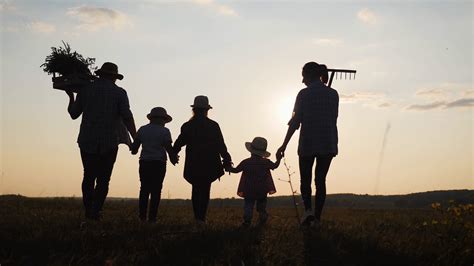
[190,107,208,120]
[319,64,329,84]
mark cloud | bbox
[192,0,238,17]
[378,103,391,108]
[340,91,392,108]
[415,88,447,98]
[312,38,343,46]
[406,101,446,111]
[406,98,473,111]
[357,8,377,25]
[408,84,474,111]
[29,21,56,33]
[67,6,132,32]
[445,98,474,109]
[464,89,474,96]
[0,1,16,12]
[340,92,383,103]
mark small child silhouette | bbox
[227,137,281,227]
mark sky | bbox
[1,0,472,199]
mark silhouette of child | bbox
[227,137,281,227]
[131,107,178,222]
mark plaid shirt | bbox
[68,78,134,154]
[288,81,339,157]
[235,156,277,199]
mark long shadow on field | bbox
[302,225,418,266]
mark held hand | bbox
[65,89,74,99]
[276,146,286,159]
[276,150,283,161]
[170,154,179,165]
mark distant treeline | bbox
[2,189,472,209]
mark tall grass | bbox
[0,197,472,265]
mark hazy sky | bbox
[1,0,472,199]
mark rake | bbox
[326,68,357,87]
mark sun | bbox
[276,94,295,124]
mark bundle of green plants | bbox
[41,41,96,76]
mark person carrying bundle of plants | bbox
[66,62,137,220]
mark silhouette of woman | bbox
[173,96,232,224]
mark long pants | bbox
[80,147,118,218]
[243,197,268,223]
[139,160,166,221]
[299,156,333,220]
[191,182,212,221]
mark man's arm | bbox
[118,90,137,138]
[130,135,141,155]
[123,117,137,139]
[66,90,82,120]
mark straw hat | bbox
[95,62,124,80]
[147,107,172,123]
[245,137,271,158]
[191,95,212,109]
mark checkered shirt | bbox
[68,78,134,154]
[288,81,339,157]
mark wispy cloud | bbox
[29,21,56,33]
[378,103,391,108]
[406,101,446,111]
[312,38,342,46]
[192,0,238,17]
[464,89,474,96]
[340,91,392,108]
[67,6,132,32]
[445,98,474,109]
[415,88,447,98]
[357,8,377,25]
[0,0,16,12]
[408,83,473,111]
[406,98,473,111]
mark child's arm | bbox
[164,141,179,165]
[226,162,243,174]
[269,153,283,170]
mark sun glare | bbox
[276,94,295,124]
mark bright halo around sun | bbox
[276,94,295,124]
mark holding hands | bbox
[276,145,286,160]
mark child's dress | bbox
[236,156,277,199]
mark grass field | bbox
[0,196,473,265]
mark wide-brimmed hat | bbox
[95,62,124,80]
[147,107,172,123]
[191,95,212,109]
[245,137,271,158]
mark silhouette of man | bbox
[66,62,136,220]
[277,62,339,225]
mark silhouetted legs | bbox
[80,147,118,219]
[138,160,166,222]
[299,155,333,221]
[192,182,212,222]
[314,157,332,220]
[243,197,268,225]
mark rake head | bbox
[326,68,357,87]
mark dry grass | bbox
[0,197,472,265]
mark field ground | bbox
[0,196,473,265]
